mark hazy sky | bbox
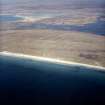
[1,0,105,9]
[2,0,105,4]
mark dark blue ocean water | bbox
[0,55,105,105]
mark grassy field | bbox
[0,29,105,67]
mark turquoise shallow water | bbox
[0,55,105,105]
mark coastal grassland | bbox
[0,29,105,67]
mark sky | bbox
[1,0,105,13]
[1,0,105,5]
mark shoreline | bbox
[0,51,105,71]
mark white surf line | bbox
[16,15,53,22]
[0,51,105,70]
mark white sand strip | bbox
[0,51,105,71]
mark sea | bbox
[0,1,105,104]
[0,52,105,104]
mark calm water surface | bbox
[0,55,105,105]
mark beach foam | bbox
[0,51,105,71]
